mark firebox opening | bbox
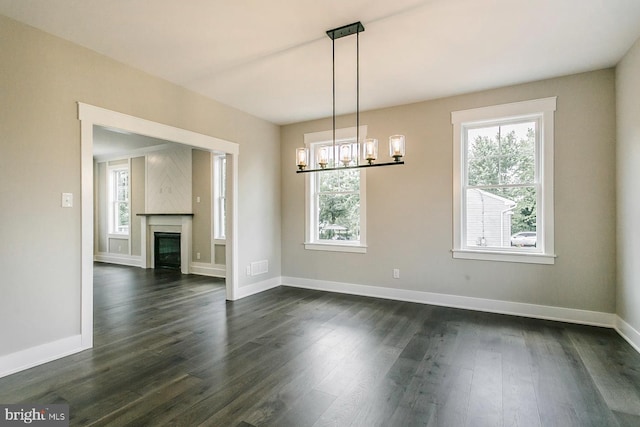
[154,232,181,270]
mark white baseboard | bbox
[0,335,86,379]
[615,316,640,354]
[237,276,281,299]
[281,276,616,328]
[94,253,142,267]
[190,262,226,278]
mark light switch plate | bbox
[61,193,73,208]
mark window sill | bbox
[304,242,367,254]
[452,249,556,265]
[213,239,226,245]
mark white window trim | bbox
[213,154,226,242]
[451,97,556,265]
[107,161,130,238]
[304,126,367,254]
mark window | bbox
[213,154,226,240]
[452,97,556,264]
[304,126,367,253]
[108,165,129,235]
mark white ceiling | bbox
[92,126,176,160]
[2,0,640,125]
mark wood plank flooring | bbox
[1,263,640,426]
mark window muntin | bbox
[452,97,556,264]
[109,166,129,235]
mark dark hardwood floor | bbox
[1,263,640,426]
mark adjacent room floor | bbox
[1,263,639,426]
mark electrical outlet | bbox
[196,196,201,203]
[246,266,251,276]
[393,268,400,279]
[196,252,201,260]
[61,192,73,208]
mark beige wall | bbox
[0,15,281,357]
[214,244,226,265]
[281,69,617,313]
[616,37,640,332]
[108,238,128,254]
[192,149,212,264]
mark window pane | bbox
[220,157,226,198]
[319,169,359,193]
[115,170,129,201]
[467,122,536,186]
[317,193,360,241]
[117,201,129,233]
[214,156,226,240]
[219,196,226,239]
[465,187,537,248]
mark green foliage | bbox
[317,169,360,240]
[468,125,536,234]
[118,202,129,228]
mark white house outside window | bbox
[304,126,367,253]
[452,97,556,264]
[108,165,129,235]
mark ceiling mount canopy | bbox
[296,21,405,173]
[326,21,364,40]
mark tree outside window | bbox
[465,121,537,248]
[316,162,360,242]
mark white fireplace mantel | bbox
[138,213,193,274]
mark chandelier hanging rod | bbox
[329,22,364,170]
[295,21,406,173]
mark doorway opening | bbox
[79,102,239,351]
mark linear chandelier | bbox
[296,21,406,173]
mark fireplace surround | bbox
[138,213,193,274]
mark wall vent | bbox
[250,260,269,276]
